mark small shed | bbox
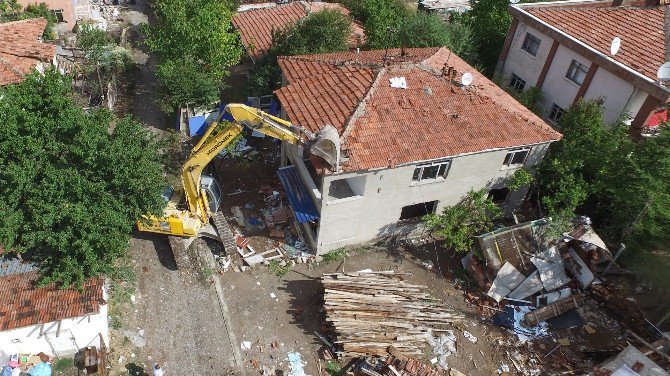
[0,258,108,358]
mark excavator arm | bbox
[180,104,312,224]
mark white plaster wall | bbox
[314,144,551,253]
[583,68,636,124]
[502,22,554,88]
[540,45,589,118]
[0,305,109,357]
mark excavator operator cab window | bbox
[200,175,222,214]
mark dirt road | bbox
[118,235,240,375]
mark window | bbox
[488,187,510,204]
[400,201,438,220]
[509,73,526,92]
[548,104,566,124]
[566,60,589,85]
[412,160,451,182]
[521,33,541,56]
[51,9,65,23]
[503,148,530,167]
[328,176,366,201]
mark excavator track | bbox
[168,235,193,271]
[212,212,236,255]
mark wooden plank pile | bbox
[323,271,464,357]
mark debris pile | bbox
[322,271,464,357]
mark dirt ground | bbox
[221,244,512,376]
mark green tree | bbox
[0,70,166,286]
[342,0,410,49]
[466,0,512,75]
[397,12,477,63]
[142,0,243,110]
[247,9,353,95]
[77,25,131,101]
[535,100,670,246]
[423,189,502,253]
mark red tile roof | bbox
[0,18,56,86]
[276,47,562,172]
[0,271,104,331]
[232,2,364,61]
[522,1,666,80]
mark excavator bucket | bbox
[310,125,340,168]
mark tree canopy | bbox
[247,9,353,95]
[142,0,242,111]
[342,0,477,64]
[0,70,167,286]
[423,189,501,253]
[536,100,670,247]
[465,0,512,75]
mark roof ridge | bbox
[341,66,387,144]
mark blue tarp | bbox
[188,115,207,137]
[277,166,319,224]
[28,362,51,376]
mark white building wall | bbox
[313,144,551,253]
[500,24,655,125]
[0,304,109,357]
[583,68,636,124]
[502,22,554,87]
[539,44,588,117]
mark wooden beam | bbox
[536,40,559,89]
[573,63,599,104]
[56,320,62,337]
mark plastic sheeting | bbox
[28,362,51,376]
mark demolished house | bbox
[462,218,670,373]
[273,47,562,255]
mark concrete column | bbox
[536,40,559,89]
[573,63,599,104]
[495,18,520,75]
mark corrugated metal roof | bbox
[277,166,319,223]
[0,257,37,277]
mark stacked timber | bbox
[322,271,464,357]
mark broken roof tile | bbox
[0,18,56,86]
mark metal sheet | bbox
[530,246,571,291]
[508,271,543,300]
[487,262,525,303]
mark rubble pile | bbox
[322,271,464,358]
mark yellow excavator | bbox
[137,104,338,260]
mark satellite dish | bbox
[610,37,621,56]
[461,72,473,86]
[657,62,670,81]
[510,0,520,4]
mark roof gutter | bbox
[510,3,670,101]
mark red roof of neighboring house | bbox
[276,47,562,172]
[232,2,365,61]
[0,18,56,86]
[0,271,104,331]
[521,1,666,81]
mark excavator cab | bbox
[200,175,222,214]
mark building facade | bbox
[274,48,562,254]
[496,0,670,136]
